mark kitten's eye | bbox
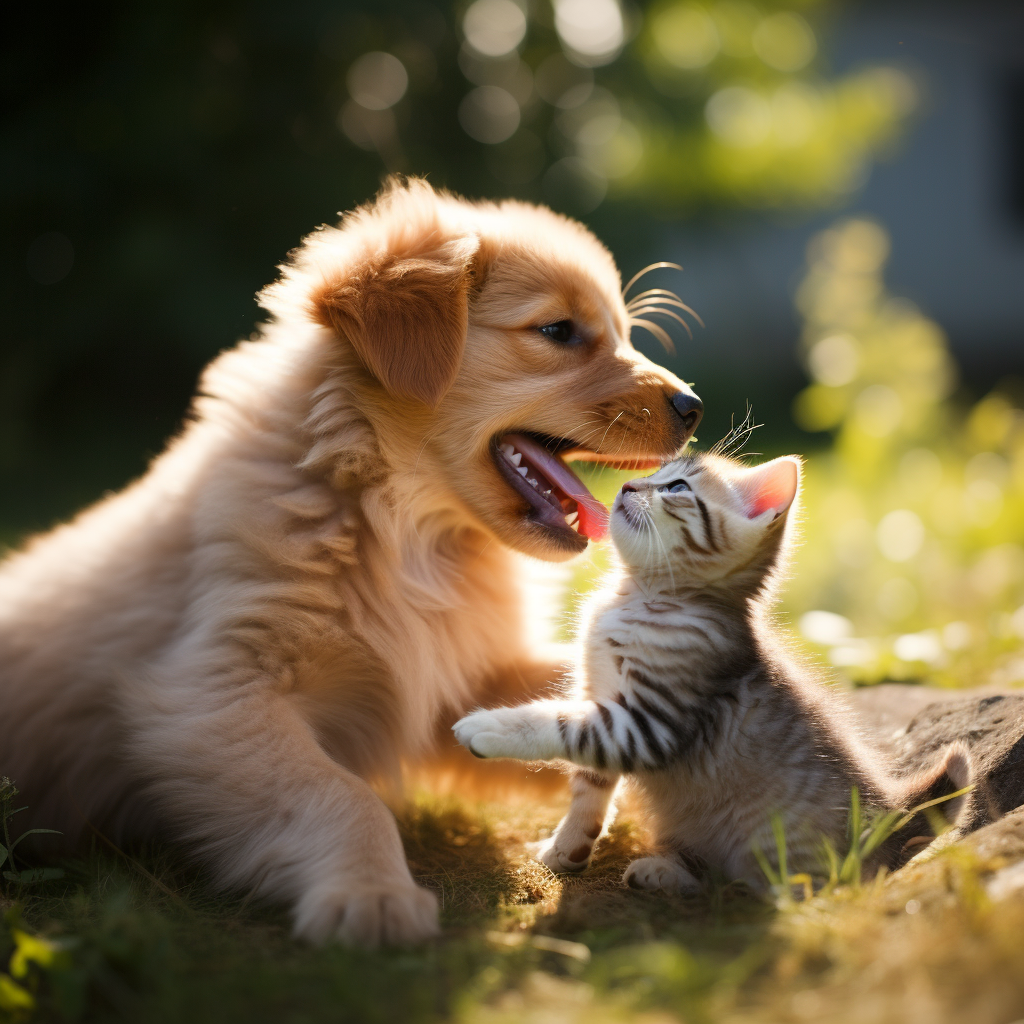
[537,320,579,345]
[657,480,691,494]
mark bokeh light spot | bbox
[554,0,624,67]
[894,630,943,664]
[853,384,902,436]
[877,509,925,562]
[652,4,720,70]
[1011,606,1024,641]
[771,82,822,147]
[799,610,853,645]
[347,52,409,110]
[966,451,1009,485]
[705,86,771,147]
[752,11,816,72]
[808,334,858,387]
[338,103,399,155]
[829,640,874,667]
[711,0,759,58]
[463,0,527,58]
[458,85,520,143]
[970,544,1024,597]
[965,479,1004,526]
[942,621,973,651]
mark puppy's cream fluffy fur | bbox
[0,180,697,946]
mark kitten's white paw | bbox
[293,881,439,948]
[623,855,700,893]
[452,709,518,759]
[530,835,593,873]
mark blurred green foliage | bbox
[340,0,916,214]
[784,219,1024,688]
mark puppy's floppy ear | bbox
[313,235,479,406]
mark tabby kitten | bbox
[454,452,970,892]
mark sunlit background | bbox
[4,0,1024,687]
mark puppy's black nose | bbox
[670,391,703,433]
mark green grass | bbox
[4,790,1024,1024]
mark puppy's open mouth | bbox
[491,432,661,548]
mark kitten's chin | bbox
[608,504,651,571]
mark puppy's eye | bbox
[657,480,691,494]
[537,320,579,345]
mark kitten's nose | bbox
[670,391,703,434]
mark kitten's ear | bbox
[735,457,801,519]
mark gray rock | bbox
[851,684,970,758]
[968,805,1024,864]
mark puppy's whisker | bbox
[625,288,703,326]
[596,412,624,453]
[629,317,676,354]
[629,306,695,342]
[622,261,684,300]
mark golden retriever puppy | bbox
[0,179,701,946]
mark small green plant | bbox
[0,780,63,888]
[755,783,974,899]
[753,814,815,903]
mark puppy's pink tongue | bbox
[502,433,609,541]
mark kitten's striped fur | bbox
[455,451,970,891]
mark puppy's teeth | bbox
[570,521,579,532]
[565,511,578,525]
[517,466,529,477]
[500,444,515,457]
[543,489,552,496]
[511,452,522,466]
[527,478,538,487]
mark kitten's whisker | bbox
[708,406,761,459]
[633,499,675,594]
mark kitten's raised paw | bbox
[293,881,440,948]
[452,709,513,759]
[530,835,593,874]
[623,855,700,893]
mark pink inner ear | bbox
[737,458,800,519]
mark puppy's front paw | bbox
[623,855,700,893]
[452,709,521,760]
[293,881,439,948]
